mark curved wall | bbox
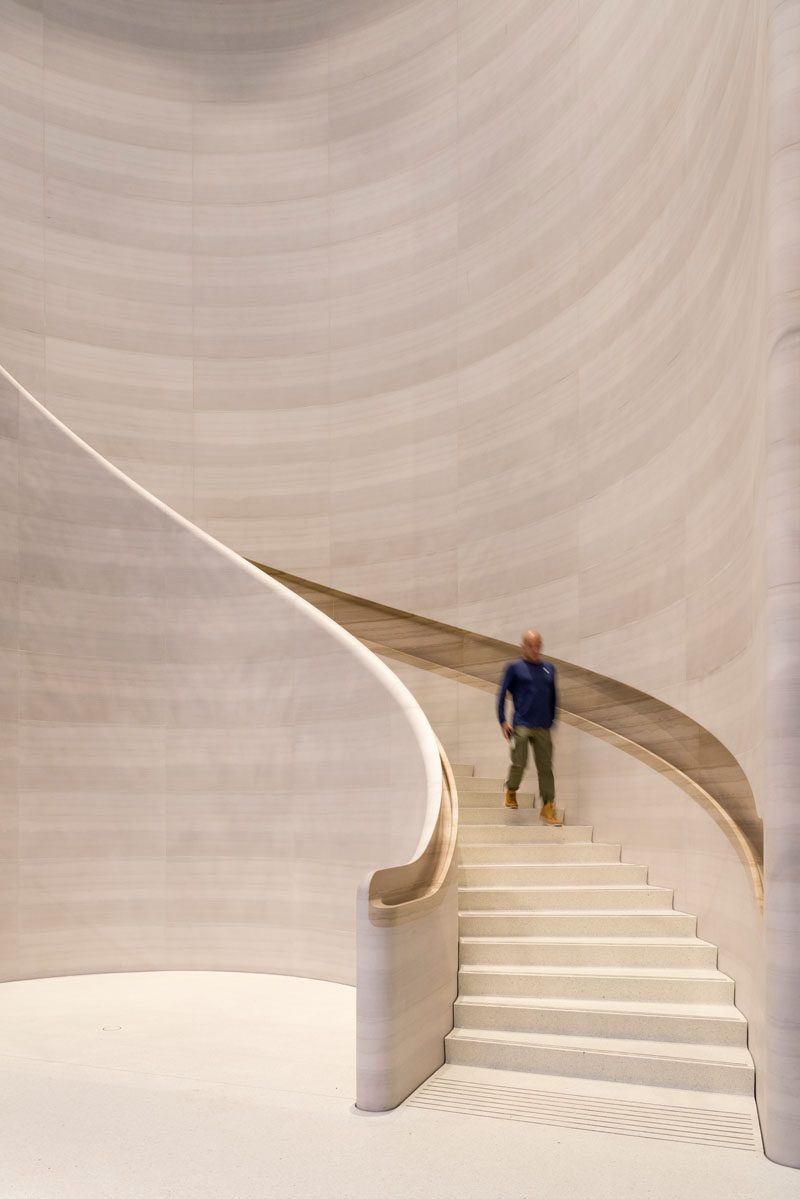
[0,0,768,809]
[0,365,439,983]
[0,0,788,1153]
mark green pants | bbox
[506,726,555,803]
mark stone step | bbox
[458,862,647,887]
[453,995,747,1045]
[444,1028,755,1094]
[458,935,718,969]
[459,909,697,937]
[457,964,735,1004]
[459,790,539,807]
[460,807,568,826]
[456,776,509,791]
[450,763,475,779]
[458,822,594,841]
[458,842,621,865]
[458,885,674,912]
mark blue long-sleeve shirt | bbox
[497,659,557,729]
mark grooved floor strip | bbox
[407,1076,762,1151]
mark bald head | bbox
[521,630,543,662]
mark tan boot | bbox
[540,802,562,826]
[505,790,518,809]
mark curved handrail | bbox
[250,562,764,909]
[366,739,458,924]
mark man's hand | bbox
[501,722,513,740]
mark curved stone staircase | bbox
[445,764,754,1097]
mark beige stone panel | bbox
[0,76,43,191]
[18,858,166,979]
[45,178,192,254]
[193,461,328,525]
[0,331,44,404]
[330,494,458,578]
[28,393,194,475]
[330,96,456,195]
[164,726,293,795]
[166,792,295,861]
[327,0,456,88]
[19,789,166,861]
[194,405,330,471]
[19,722,165,794]
[44,124,192,203]
[204,516,331,581]
[191,41,328,102]
[43,338,193,414]
[0,511,19,585]
[0,203,43,290]
[329,147,459,242]
[20,650,166,726]
[459,506,579,611]
[577,440,689,570]
[194,247,329,308]
[684,652,767,791]
[329,323,458,406]
[331,375,456,451]
[457,0,574,81]
[44,228,192,306]
[41,19,193,100]
[163,920,295,976]
[457,373,580,542]
[18,442,173,534]
[193,197,329,256]
[458,576,580,664]
[330,263,457,354]
[330,209,457,300]
[43,66,191,152]
[0,861,19,980]
[579,522,686,643]
[579,600,688,695]
[330,553,460,622]
[45,284,192,358]
[194,95,328,155]
[458,89,577,218]
[290,927,355,985]
[330,34,455,144]
[686,549,758,683]
[458,163,578,300]
[194,301,329,360]
[162,663,296,731]
[193,145,328,206]
[329,418,458,578]
[165,858,294,933]
[0,271,45,357]
[2,0,43,64]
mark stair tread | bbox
[459,935,714,946]
[461,825,594,830]
[460,862,631,869]
[455,995,746,1020]
[459,884,671,892]
[458,964,731,981]
[445,1026,753,1064]
[460,907,685,916]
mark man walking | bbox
[497,630,562,826]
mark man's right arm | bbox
[497,664,512,728]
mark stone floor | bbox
[0,972,798,1199]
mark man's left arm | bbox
[550,667,558,725]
